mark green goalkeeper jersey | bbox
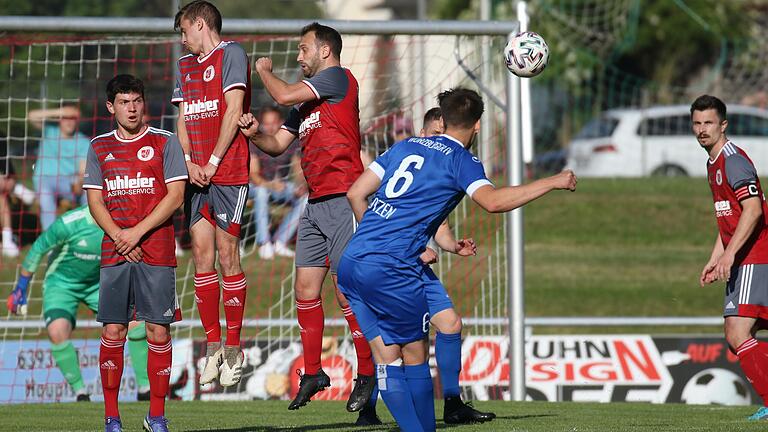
[22,205,102,286]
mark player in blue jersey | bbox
[338,88,577,432]
[413,107,496,424]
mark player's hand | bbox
[455,238,477,257]
[124,246,143,263]
[713,252,735,284]
[6,273,30,315]
[552,170,577,191]
[255,57,273,74]
[114,227,144,255]
[700,257,719,287]
[186,161,208,187]
[238,113,260,138]
[202,163,218,184]
[420,247,438,265]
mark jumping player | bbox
[84,74,187,432]
[237,22,377,421]
[339,88,576,431]
[172,0,251,387]
[694,94,768,421]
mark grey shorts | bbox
[295,194,356,274]
[97,262,180,325]
[188,183,249,237]
[724,263,768,319]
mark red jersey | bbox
[172,41,250,185]
[707,141,768,265]
[83,127,188,267]
[282,66,363,200]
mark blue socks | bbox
[435,332,462,398]
[404,362,435,432]
[376,364,424,432]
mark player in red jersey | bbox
[238,23,378,423]
[172,0,250,387]
[83,74,186,432]
[694,95,768,421]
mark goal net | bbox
[0,30,513,403]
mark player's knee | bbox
[724,324,752,352]
[217,246,240,276]
[145,323,171,342]
[46,318,72,344]
[192,243,215,270]
[433,309,462,335]
[101,324,127,341]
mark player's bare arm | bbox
[711,197,763,282]
[700,233,725,287]
[238,112,295,156]
[178,105,207,187]
[86,189,142,263]
[255,57,316,106]
[472,170,577,213]
[290,153,308,197]
[202,88,246,181]
[434,221,477,256]
[347,168,382,222]
[112,181,185,256]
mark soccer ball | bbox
[680,368,752,406]
[504,31,549,78]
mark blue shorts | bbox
[338,254,430,345]
[422,265,454,317]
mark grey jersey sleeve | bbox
[282,107,300,135]
[171,60,184,104]
[302,66,348,104]
[82,144,103,190]
[163,134,189,183]
[222,42,249,93]
[725,154,758,190]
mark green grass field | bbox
[0,400,764,431]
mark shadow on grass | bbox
[186,422,393,432]
[187,414,558,432]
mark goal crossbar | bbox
[0,16,518,36]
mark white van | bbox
[565,105,768,177]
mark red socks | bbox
[297,297,324,375]
[737,338,768,405]
[342,305,374,376]
[147,338,172,417]
[222,273,247,347]
[100,336,125,419]
[194,272,221,344]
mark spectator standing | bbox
[28,105,90,229]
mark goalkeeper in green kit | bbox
[6,205,151,401]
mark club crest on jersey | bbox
[137,146,154,161]
[716,169,722,185]
[203,65,215,82]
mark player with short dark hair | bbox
[340,87,576,431]
[693,94,768,421]
[84,74,187,432]
[415,107,496,424]
[173,0,251,388]
[419,107,443,137]
[238,22,378,423]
